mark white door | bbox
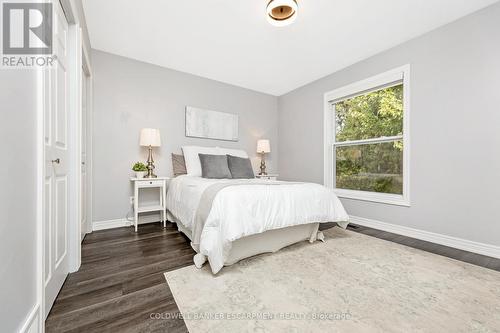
[81,69,88,241]
[44,1,70,317]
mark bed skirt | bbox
[168,211,321,269]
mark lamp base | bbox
[145,145,157,178]
[259,154,267,176]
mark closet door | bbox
[44,0,70,317]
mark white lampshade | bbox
[257,139,271,153]
[140,128,161,147]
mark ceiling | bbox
[83,0,498,96]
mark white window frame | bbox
[323,65,410,206]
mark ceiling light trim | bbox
[266,0,298,27]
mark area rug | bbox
[164,228,500,332]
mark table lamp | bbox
[256,139,271,175]
[140,128,161,178]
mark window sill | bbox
[334,189,410,207]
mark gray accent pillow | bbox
[227,155,255,179]
[198,154,232,179]
[171,153,187,177]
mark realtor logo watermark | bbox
[1,1,55,68]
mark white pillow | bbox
[182,146,219,177]
[217,147,248,158]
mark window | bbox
[324,66,410,206]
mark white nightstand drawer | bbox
[137,179,164,188]
[256,174,278,181]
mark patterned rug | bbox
[164,227,500,332]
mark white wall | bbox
[92,50,279,222]
[278,3,500,246]
[0,70,38,332]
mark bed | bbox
[166,174,349,274]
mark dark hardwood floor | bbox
[45,222,194,333]
[46,222,500,332]
[346,224,500,271]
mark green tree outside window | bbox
[334,84,404,194]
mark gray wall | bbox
[92,50,279,222]
[278,3,500,246]
[0,71,38,331]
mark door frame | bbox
[36,0,90,325]
[82,45,93,236]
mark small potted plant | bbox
[132,162,147,178]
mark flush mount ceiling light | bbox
[266,0,298,27]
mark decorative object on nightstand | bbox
[130,176,170,232]
[256,174,278,181]
[257,139,271,175]
[140,128,161,178]
[132,161,148,178]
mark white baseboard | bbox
[19,304,40,333]
[93,218,130,231]
[349,215,500,259]
[92,214,162,231]
[93,214,500,258]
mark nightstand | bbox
[130,177,170,232]
[256,174,278,181]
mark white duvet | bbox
[166,175,349,273]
